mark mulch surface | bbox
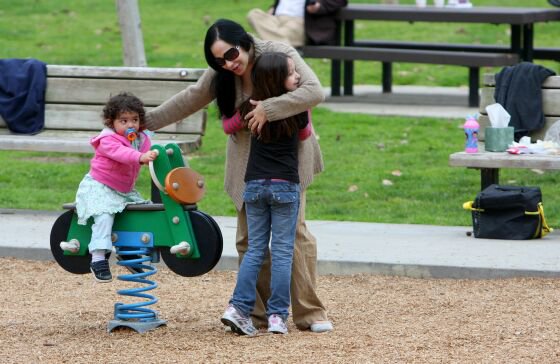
[1,257,559,363]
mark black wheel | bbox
[160,210,223,277]
[50,210,111,274]
[50,210,90,274]
[202,212,225,268]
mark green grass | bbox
[1,0,558,87]
[3,106,560,227]
[1,0,559,227]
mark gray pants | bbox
[88,213,114,253]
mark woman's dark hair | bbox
[204,19,254,118]
[240,52,299,143]
[102,92,146,130]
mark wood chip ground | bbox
[1,257,559,363]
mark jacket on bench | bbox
[494,62,555,141]
[0,58,47,135]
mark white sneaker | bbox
[221,305,258,336]
[267,314,288,334]
[310,320,333,333]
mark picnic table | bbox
[301,4,560,106]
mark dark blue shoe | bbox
[90,259,112,283]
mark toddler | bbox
[63,92,157,282]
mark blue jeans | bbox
[230,179,300,318]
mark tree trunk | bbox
[116,0,147,67]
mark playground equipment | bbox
[50,143,223,333]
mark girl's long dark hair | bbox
[240,52,300,143]
[204,19,254,118]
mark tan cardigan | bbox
[145,38,324,210]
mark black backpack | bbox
[464,184,552,240]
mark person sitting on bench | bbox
[247,0,347,48]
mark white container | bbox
[416,0,427,7]
[433,0,445,7]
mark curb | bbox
[3,209,560,279]
[4,247,560,280]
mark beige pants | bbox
[247,8,305,48]
[235,190,328,330]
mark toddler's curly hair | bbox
[102,92,146,130]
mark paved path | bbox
[322,85,479,119]
[2,208,560,279]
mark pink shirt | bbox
[89,128,152,193]
[222,109,313,140]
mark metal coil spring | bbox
[114,247,159,322]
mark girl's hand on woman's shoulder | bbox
[246,99,267,134]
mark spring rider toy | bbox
[50,143,223,333]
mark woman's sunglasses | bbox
[215,46,240,66]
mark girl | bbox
[221,52,307,335]
[62,92,157,282]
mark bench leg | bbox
[382,62,392,93]
[511,24,521,56]
[331,59,341,96]
[343,19,354,96]
[343,60,354,95]
[522,24,534,62]
[468,67,480,107]
[480,168,499,190]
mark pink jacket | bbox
[89,128,152,193]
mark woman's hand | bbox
[246,99,268,134]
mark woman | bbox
[144,19,332,333]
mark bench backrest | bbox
[0,65,207,136]
[479,73,560,141]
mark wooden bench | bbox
[300,45,519,107]
[0,65,207,154]
[449,74,560,190]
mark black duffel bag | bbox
[463,184,552,240]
